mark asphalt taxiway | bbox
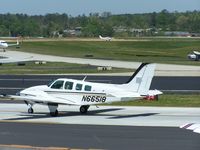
[0,104,200,150]
[0,122,199,150]
[0,75,199,94]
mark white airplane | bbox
[187,51,200,61]
[180,123,200,134]
[99,35,112,41]
[0,39,19,52]
[7,63,162,116]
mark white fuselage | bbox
[19,78,140,106]
[0,40,8,49]
[99,35,112,41]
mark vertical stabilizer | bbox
[120,63,156,95]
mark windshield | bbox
[47,79,56,87]
[50,80,64,89]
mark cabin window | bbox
[84,85,92,91]
[50,80,64,89]
[76,83,82,91]
[65,81,74,90]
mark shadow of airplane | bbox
[4,108,159,121]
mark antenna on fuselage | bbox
[82,76,87,81]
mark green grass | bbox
[0,62,131,74]
[11,38,200,66]
[104,94,200,107]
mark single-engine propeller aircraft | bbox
[99,35,112,41]
[0,39,19,52]
[7,63,162,116]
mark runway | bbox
[0,75,199,94]
[0,104,200,150]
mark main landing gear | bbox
[80,105,90,114]
[50,109,58,117]
[48,104,59,117]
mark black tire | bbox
[28,108,34,114]
[80,105,90,114]
[50,109,58,117]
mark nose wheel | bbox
[28,107,34,114]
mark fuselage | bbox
[0,40,8,49]
[19,78,140,105]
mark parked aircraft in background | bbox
[187,51,200,61]
[99,35,112,41]
[0,40,19,52]
[7,63,162,116]
[180,123,200,134]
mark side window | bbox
[50,80,64,89]
[76,83,83,91]
[84,85,92,91]
[65,81,74,90]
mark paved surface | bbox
[0,104,200,127]
[0,105,200,150]
[0,122,199,150]
[1,50,200,76]
[0,75,199,95]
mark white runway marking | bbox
[0,104,199,127]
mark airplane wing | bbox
[193,51,200,55]
[7,40,19,47]
[180,123,200,134]
[7,90,80,106]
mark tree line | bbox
[0,9,199,37]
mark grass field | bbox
[104,94,200,107]
[11,37,200,66]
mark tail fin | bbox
[120,63,156,95]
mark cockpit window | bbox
[84,85,92,91]
[47,80,56,87]
[50,80,64,89]
[65,81,74,90]
[76,83,82,91]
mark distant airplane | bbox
[187,51,200,61]
[6,63,162,116]
[180,123,200,134]
[99,35,112,41]
[0,39,19,52]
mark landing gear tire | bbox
[50,109,58,117]
[28,108,34,114]
[80,105,90,114]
